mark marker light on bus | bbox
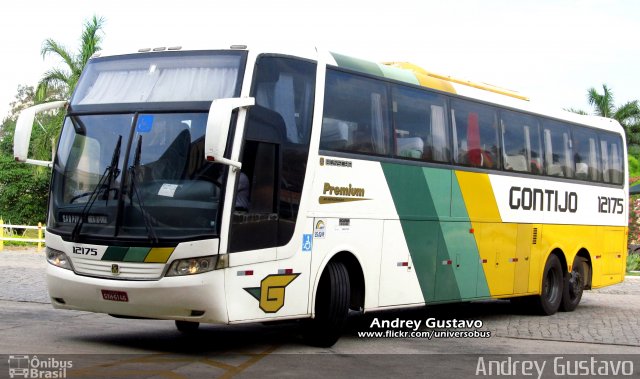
[46,247,74,271]
[165,255,228,277]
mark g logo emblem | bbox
[244,273,299,313]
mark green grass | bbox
[1,227,43,247]
[627,253,640,273]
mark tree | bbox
[26,15,105,160]
[572,84,640,154]
[0,15,106,225]
[36,15,105,102]
[0,85,36,156]
[0,155,50,225]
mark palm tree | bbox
[36,15,105,102]
[589,85,640,147]
[571,84,640,152]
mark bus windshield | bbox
[50,112,226,243]
[47,51,246,243]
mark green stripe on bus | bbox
[382,163,491,302]
[123,247,151,262]
[378,64,420,85]
[382,163,461,302]
[102,246,128,261]
[450,174,490,298]
[431,168,490,298]
[331,52,384,77]
[331,52,421,86]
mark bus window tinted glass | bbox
[600,132,624,184]
[321,70,389,155]
[572,127,601,181]
[451,99,499,168]
[253,57,316,144]
[500,111,542,174]
[542,121,573,178]
[392,86,449,162]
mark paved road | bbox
[0,248,639,378]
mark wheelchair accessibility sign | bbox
[302,234,312,252]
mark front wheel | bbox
[560,257,588,312]
[302,261,350,347]
[534,254,563,315]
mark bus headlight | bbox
[165,255,228,277]
[46,247,74,270]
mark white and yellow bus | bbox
[15,46,628,347]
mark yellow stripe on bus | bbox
[455,171,500,222]
[144,247,174,263]
[455,171,514,296]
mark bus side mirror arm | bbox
[14,100,68,168]
[204,97,255,171]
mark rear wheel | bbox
[303,261,350,347]
[534,254,563,315]
[560,257,588,312]
[175,320,200,333]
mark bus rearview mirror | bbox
[204,97,255,170]
[14,100,67,167]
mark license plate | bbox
[101,289,129,302]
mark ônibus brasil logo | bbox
[7,355,72,378]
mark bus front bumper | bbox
[46,264,229,323]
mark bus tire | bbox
[534,254,563,315]
[303,261,350,347]
[175,320,199,333]
[560,257,587,312]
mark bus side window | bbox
[391,85,449,163]
[320,70,390,155]
[451,99,498,169]
[542,121,573,178]
[572,127,601,181]
[500,111,542,174]
[600,132,623,184]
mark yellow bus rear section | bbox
[455,170,626,298]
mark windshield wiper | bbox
[71,135,122,241]
[128,135,159,243]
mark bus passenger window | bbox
[451,99,498,169]
[572,127,600,181]
[500,111,542,174]
[321,70,389,155]
[542,121,573,178]
[391,86,449,162]
[600,133,624,184]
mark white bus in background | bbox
[15,45,627,347]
